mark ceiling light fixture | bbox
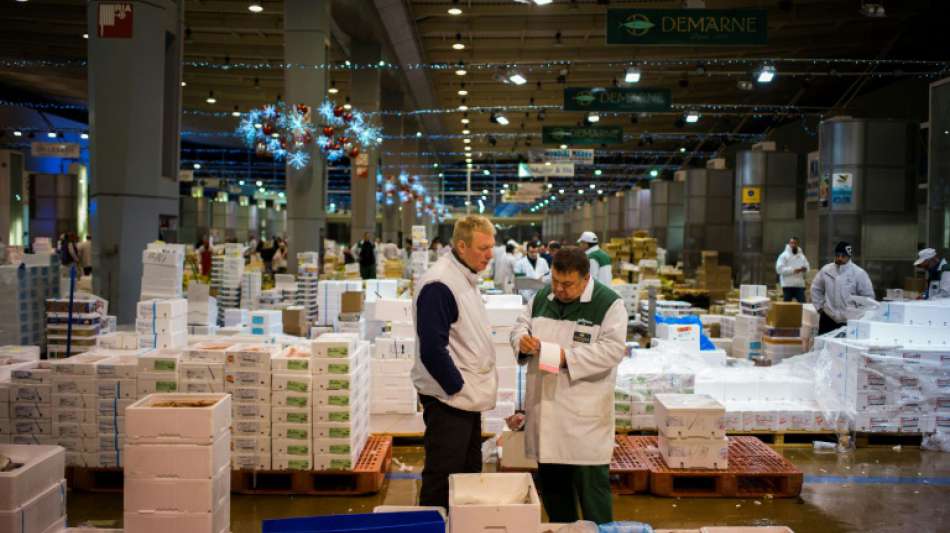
[532,0,553,5]
[47,131,57,139]
[483,170,491,176]
[685,110,700,124]
[248,2,263,13]
[463,138,471,144]
[560,144,568,150]
[193,163,201,170]
[206,91,216,104]
[458,99,468,112]
[624,66,641,84]
[455,61,467,76]
[587,112,600,123]
[344,97,352,110]
[756,64,776,83]
[594,169,602,176]
[416,131,423,138]
[231,106,241,118]
[859,2,886,17]
[589,183,596,189]
[464,146,472,151]
[650,169,659,177]
[13,130,22,137]
[256,180,263,187]
[507,69,527,85]
[458,83,468,96]
[452,33,465,50]
[462,129,470,135]
[82,33,89,39]
[328,82,339,94]
[491,112,509,126]
[448,0,462,16]
[181,81,186,87]
[80,132,89,140]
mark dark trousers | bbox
[360,263,376,280]
[537,463,613,524]
[419,394,482,509]
[782,287,805,303]
[818,310,844,335]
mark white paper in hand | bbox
[539,341,560,374]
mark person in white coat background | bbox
[811,241,874,335]
[577,231,612,285]
[491,242,517,294]
[510,246,627,524]
[514,241,550,301]
[775,236,810,302]
[913,248,950,300]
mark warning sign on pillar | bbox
[98,3,133,39]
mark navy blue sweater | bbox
[415,282,464,395]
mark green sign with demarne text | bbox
[606,9,767,45]
[542,126,623,146]
[564,87,671,112]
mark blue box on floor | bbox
[262,511,445,533]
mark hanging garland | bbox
[376,172,448,221]
[236,102,316,169]
[314,100,382,162]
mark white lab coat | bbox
[492,252,517,294]
[584,245,613,285]
[926,258,950,300]
[509,277,628,464]
[810,260,875,323]
[775,245,810,288]
[514,255,550,302]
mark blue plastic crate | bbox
[262,511,445,533]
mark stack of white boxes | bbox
[258,289,284,311]
[312,334,370,470]
[0,444,67,533]
[409,226,429,289]
[93,354,138,467]
[187,284,218,336]
[226,344,278,469]
[211,244,244,325]
[269,344,315,471]
[296,263,320,326]
[249,310,283,337]
[240,271,262,312]
[616,355,696,431]
[370,336,417,415]
[136,298,187,350]
[124,393,231,533]
[484,296,523,435]
[48,353,109,467]
[181,342,232,394]
[0,256,59,359]
[10,361,54,446]
[655,393,728,470]
[137,349,181,398]
[140,243,185,301]
[316,281,363,327]
[44,296,106,359]
[733,285,768,360]
[223,308,249,329]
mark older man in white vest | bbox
[412,215,498,509]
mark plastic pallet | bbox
[610,436,650,494]
[626,436,803,498]
[231,435,393,495]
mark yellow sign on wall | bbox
[741,186,761,213]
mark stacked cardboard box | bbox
[91,354,137,467]
[655,393,728,469]
[240,271,262,311]
[316,281,363,326]
[10,361,54,446]
[312,334,370,470]
[140,243,185,301]
[296,264,319,325]
[250,310,283,337]
[615,356,696,431]
[136,299,187,350]
[45,296,106,358]
[124,393,231,533]
[0,257,61,348]
[282,306,310,337]
[226,344,278,469]
[762,302,804,364]
[136,349,180,398]
[211,245,244,325]
[180,342,231,394]
[48,353,110,467]
[696,251,732,299]
[269,344,315,471]
[370,336,417,415]
[733,285,768,360]
[382,259,405,279]
[0,444,67,533]
[631,234,658,262]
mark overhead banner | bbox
[542,126,623,146]
[503,183,546,204]
[542,148,595,166]
[517,162,574,178]
[178,170,194,182]
[606,9,767,45]
[31,142,80,158]
[563,87,671,112]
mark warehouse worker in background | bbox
[357,232,376,280]
[412,214,498,510]
[514,241,551,302]
[913,248,950,299]
[492,242,517,294]
[775,236,810,302]
[540,241,555,266]
[577,231,612,284]
[811,241,874,335]
[511,246,627,524]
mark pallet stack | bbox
[226,344,278,470]
[124,393,231,533]
[45,297,106,359]
[10,361,53,447]
[296,263,320,326]
[312,334,370,470]
[240,271,262,312]
[696,251,733,300]
[140,243,185,301]
[48,353,111,467]
[181,341,231,394]
[211,244,244,325]
[654,393,728,470]
[733,285,768,360]
[137,349,181,398]
[270,344,315,471]
[0,256,59,353]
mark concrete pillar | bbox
[400,117,419,239]
[349,42,381,244]
[284,0,329,272]
[87,0,183,324]
[380,90,403,245]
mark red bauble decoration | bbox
[322,126,334,137]
[349,146,360,158]
[280,140,288,150]
[338,136,349,145]
[262,123,274,135]
[343,112,353,123]
[333,105,344,117]
[296,104,308,114]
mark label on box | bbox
[287,360,308,371]
[287,412,308,424]
[287,445,310,456]
[287,380,309,392]
[327,394,349,406]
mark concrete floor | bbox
[66,445,949,533]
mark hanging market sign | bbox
[606,9,767,45]
[542,126,623,146]
[541,148,595,166]
[517,162,575,178]
[31,142,80,158]
[563,88,671,112]
[503,183,546,204]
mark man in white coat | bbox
[510,246,627,524]
[514,241,550,301]
[491,242,517,294]
[913,248,950,300]
[811,241,874,335]
[577,231,612,284]
[775,236,810,302]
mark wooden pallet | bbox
[231,435,393,496]
[66,466,124,492]
[624,436,802,498]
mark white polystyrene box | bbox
[50,376,97,396]
[0,479,67,533]
[272,345,315,374]
[373,299,413,322]
[232,435,271,455]
[179,362,225,383]
[658,433,729,470]
[136,299,188,320]
[654,394,726,438]
[311,334,360,358]
[183,341,233,364]
[449,473,541,533]
[49,353,112,376]
[124,432,229,480]
[875,301,950,327]
[123,499,229,533]
[0,444,65,510]
[125,393,230,445]
[124,463,229,514]
[225,343,280,370]
[847,320,950,346]
[137,349,181,374]
[96,355,138,379]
